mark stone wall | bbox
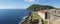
[47,9,60,24]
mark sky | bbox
[0,0,60,9]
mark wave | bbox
[19,16,28,24]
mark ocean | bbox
[0,9,30,24]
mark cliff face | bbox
[21,9,60,24]
[20,10,48,24]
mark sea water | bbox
[0,9,30,24]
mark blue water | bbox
[0,9,30,24]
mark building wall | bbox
[47,9,60,24]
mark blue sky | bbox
[0,0,60,9]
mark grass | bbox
[33,12,39,19]
[44,21,48,24]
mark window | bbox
[45,12,48,19]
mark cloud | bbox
[25,0,36,2]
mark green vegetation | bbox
[33,12,39,19]
[27,4,55,11]
[26,21,30,24]
[44,21,48,24]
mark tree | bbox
[26,4,55,11]
[43,5,55,10]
